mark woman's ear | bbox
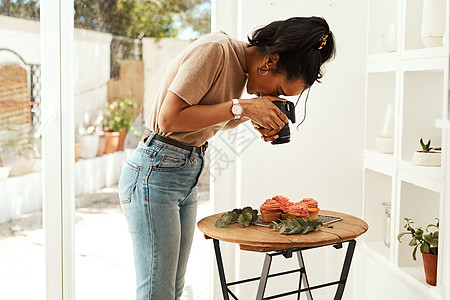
[264,54,280,67]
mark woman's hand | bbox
[241,96,288,142]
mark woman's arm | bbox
[220,118,249,130]
[158,91,289,134]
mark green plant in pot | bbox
[412,138,441,167]
[398,217,439,286]
[103,94,135,152]
[1,126,36,176]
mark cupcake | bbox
[301,198,320,220]
[272,195,293,220]
[260,199,282,223]
[288,202,309,224]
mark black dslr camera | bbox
[271,101,296,145]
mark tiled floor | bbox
[0,184,212,300]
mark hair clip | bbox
[318,34,329,50]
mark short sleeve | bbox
[168,41,225,106]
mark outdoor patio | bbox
[0,182,211,300]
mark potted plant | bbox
[103,94,135,152]
[76,123,100,159]
[1,126,36,176]
[398,217,439,286]
[412,138,441,167]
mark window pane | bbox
[72,2,211,299]
[0,2,44,299]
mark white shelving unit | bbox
[363,0,449,298]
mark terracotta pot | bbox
[422,253,438,286]
[97,133,107,156]
[117,129,128,151]
[7,149,36,176]
[103,131,120,154]
[75,142,82,162]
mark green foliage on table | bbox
[104,94,135,132]
[397,217,439,260]
[215,207,258,228]
[269,217,323,235]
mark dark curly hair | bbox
[248,16,336,86]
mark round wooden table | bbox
[197,210,368,300]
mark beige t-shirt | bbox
[145,31,248,147]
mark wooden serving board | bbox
[197,210,368,252]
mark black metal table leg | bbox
[296,250,313,300]
[334,240,356,300]
[211,239,357,300]
[255,253,273,300]
[213,239,230,300]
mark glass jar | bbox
[381,202,391,247]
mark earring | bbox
[258,63,269,76]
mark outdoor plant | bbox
[215,206,259,228]
[269,217,326,235]
[104,94,135,132]
[397,217,439,260]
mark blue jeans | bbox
[118,134,204,300]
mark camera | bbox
[271,101,296,145]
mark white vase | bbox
[421,0,445,47]
[381,11,397,52]
[412,151,441,167]
[375,104,395,153]
[376,137,394,154]
[376,104,395,138]
[78,134,100,159]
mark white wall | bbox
[0,15,112,131]
[141,38,192,119]
[212,0,367,299]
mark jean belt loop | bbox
[144,129,156,147]
[189,146,196,161]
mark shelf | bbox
[435,119,450,129]
[363,169,393,260]
[401,47,449,60]
[364,152,395,175]
[360,244,443,299]
[364,0,448,297]
[401,56,447,71]
[404,0,447,52]
[366,72,397,155]
[399,160,444,186]
[367,52,400,65]
[401,70,444,168]
[368,0,400,55]
[365,241,391,261]
[397,181,440,276]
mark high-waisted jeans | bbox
[118,134,204,300]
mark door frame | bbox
[40,0,75,299]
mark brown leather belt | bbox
[141,132,208,154]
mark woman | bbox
[119,16,335,299]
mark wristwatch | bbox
[231,99,243,121]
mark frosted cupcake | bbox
[260,199,282,223]
[272,195,293,220]
[288,202,309,224]
[301,198,320,220]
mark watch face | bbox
[232,104,243,115]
